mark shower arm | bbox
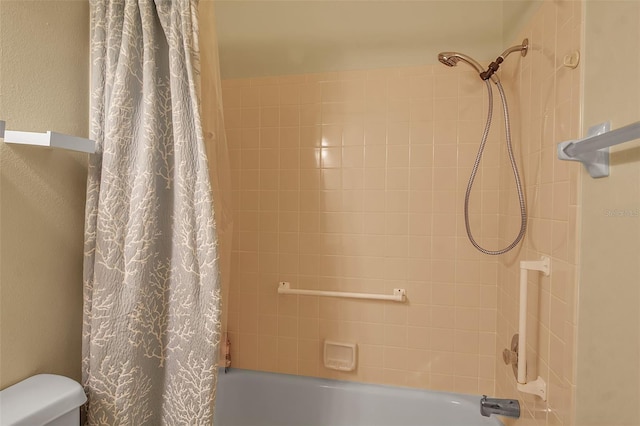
[480,39,529,81]
[499,40,529,59]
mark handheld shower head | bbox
[436,43,529,255]
[437,52,495,81]
[438,40,528,82]
[438,52,462,67]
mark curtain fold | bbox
[83,1,222,424]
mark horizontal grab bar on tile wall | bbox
[277,282,406,303]
[558,121,640,178]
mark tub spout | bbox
[480,395,520,418]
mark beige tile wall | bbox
[222,64,505,395]
[494,1,582,425]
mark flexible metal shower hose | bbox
[463,80,527,255]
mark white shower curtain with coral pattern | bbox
[82,0,222,424]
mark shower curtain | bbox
[83,0,223,423]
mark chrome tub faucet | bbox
[480,395,520,418]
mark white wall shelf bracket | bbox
[517,256,550,401]
[558,120,640,178]
[0,120,95,154]
[278,282,406,302]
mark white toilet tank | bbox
[0,374,86,426]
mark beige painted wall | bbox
[215,1,542,79]
[576,2,640,425]
[0,1,89,389]
[495,1,582,425]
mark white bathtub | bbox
[214,369,503,426]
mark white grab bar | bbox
[277,282,406,302]
[517,257,550,401]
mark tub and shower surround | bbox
[223,65,504,395]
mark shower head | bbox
[439,39,529,82]
[437,52,462,67]
[437,52,496,81]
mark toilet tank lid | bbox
[0,374,87,426]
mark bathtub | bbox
[214,369,503,426]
